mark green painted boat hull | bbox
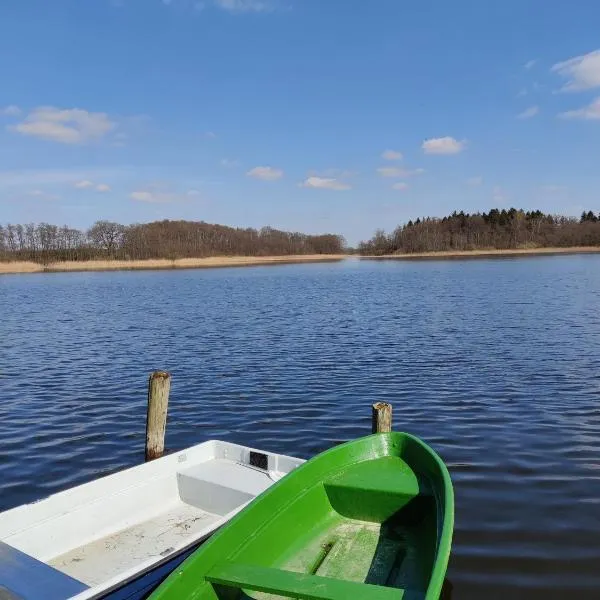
[150,433,454,600]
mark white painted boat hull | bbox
[0,441,303,599]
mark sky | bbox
[1,0,600,245]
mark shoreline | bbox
[0,255,345,275]
[359,247,600,261]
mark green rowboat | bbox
[150,432,454,600]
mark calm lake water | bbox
[2,256,600,598]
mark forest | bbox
[0,219,345,263]
[358,209,600,255]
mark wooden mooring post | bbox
[372,402,392,433]
[145,370,171,462]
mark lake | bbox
[2,256,600,599]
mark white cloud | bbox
[376,166,424,178]
[552,49,600,92]
[10,106,115,144]
[1,105,21,116]
[246,166,283,181]
[467,176,483,186]
[74,180,111,192]
[300,176,351,191]
[214,0,272,12]
[381,149,403,161]
[74,180,95,189]
[392,182,408,191]
[559,97,600,120]
[205,131,217,139]
[524,59,537,70]
[422,136,465,155]
[517,105,539,119]
[130,185,200,203]
[377,167,404,178]
[516,88,528,98]
[131,191,154,202]
[220,158,240,168]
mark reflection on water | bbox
[1,256,600,599]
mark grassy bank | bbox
[0,255,345,275]
[359,247,600,260]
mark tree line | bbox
[358,208,600,255]
[0,220,345,263]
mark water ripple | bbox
[2,256,600,598]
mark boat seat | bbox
[207,562,407,599]
[0,541,88,600]
[323,458,432,522]
[325,457,431,497]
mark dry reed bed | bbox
[0,255,344,275]
[360,247,600,260]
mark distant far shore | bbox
[0,255,345,275]
[359,247,600,261]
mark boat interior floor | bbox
[209,456,435,600]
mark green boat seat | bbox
[323,457,432,522]
[206,561,407,599]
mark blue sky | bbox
[1,0,600,244]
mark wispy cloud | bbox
[130,186,200,203]
[0,168,124,190]
[9,106,115,144]
[422,136,465,155]
[205,131,217,139]
[246,166,283,181]
[381,149,403,161]
[524,59,537,70]
[517,105,539,119]
[74,180,95,189]
[300,176,351,191]
[552,49,600,92]
[559,97,600,120]
[309,168,355,179]
[213,0,274,13]
[392,182,408,191]
[376,166,424,178]
[220,158,240,168]
[466,176,483,186]
[157,0,278,12]
[1,105,21,116]
[74,179,112,192]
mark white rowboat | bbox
[0,440,303,599]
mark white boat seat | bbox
[177,458,277,516]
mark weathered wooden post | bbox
[372,402,392,433]
[145,370,171,461]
